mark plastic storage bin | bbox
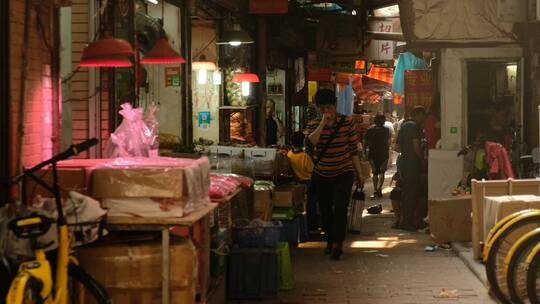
[233,221,282,248]
[227,248,279,299]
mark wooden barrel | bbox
[77,237,197,304]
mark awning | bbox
[365,66,393,84]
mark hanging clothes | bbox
[336,77,353,116]
[485,141,514,179]
[392,52,427,97]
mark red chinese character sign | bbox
[249,0,288,14]
[366,20,395,61]
[404,70,434,117]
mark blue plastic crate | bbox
[233,221,283,248]
[228,248,279,299]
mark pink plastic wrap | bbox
[209,173,253,199]
[105,103,156,158]
[89,157,210,213]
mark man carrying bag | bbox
[306,89,365,260]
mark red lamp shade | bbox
[232,73,260,83]
[79,38,134,67]
[192,60,218,71]
[141,38,186,64]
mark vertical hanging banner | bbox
[249,0,288,14]
[404,70,434,117]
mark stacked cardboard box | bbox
[78,237,197,304]
[483,195,540,238]
[428,196,472,243]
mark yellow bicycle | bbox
[5,138,111,304]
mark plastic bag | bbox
[105,103,158,158]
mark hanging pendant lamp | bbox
[193,55,218,84]
[141,38,186,64]
[79,38,134,67]
[216,24,254,47]
[192,55,218,71]
[232,72,259,96]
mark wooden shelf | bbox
[107,203,218,227]
[219,105,257,110]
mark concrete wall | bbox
[440,47,523,150]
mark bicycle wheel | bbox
[506,228,540,303]
[67,263,112,304]
[526,243,540,304]
[485,211,540,304]
[484,209,536,262]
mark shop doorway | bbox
[466,60,522,146]
[266,68,286,145]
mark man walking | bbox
[396,106,427,230]
[364,112,390,198]
[307,89,364,260]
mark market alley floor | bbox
[238,175,497,304]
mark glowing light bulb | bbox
[197,69,207,84]
[213,71,222,85]
[229,41,242,47]
[241,81,250,96]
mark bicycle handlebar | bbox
[10,138,99,184]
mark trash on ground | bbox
[425,245,438,252]
[362,250,379,254]
[375,254,389,258]
[437,288,459,298]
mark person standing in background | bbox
[396,106,427,230]
[287,131,319,234]
[307,89,364,260]
[266,99,284,146]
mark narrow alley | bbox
[279,180,496,304]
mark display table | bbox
[108,203,218,304]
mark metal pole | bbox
[181,0,193,145]
[257,16,267,146]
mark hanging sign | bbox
[308,68,332,82]
[404,70,434,117]
[249,0,288,14]
[164,67,181,87]
[366,20,395,61]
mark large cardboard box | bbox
[25,168,88,198]
[90,167,184,198]
[483,195,540,238]
[273,184,305,208]
[253,188,273,221]
[78,237,197,304]
[428,196,472,243]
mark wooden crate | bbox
[471,179,540,259]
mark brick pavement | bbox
[233,177,496,304]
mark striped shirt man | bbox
[307,114,359,178]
